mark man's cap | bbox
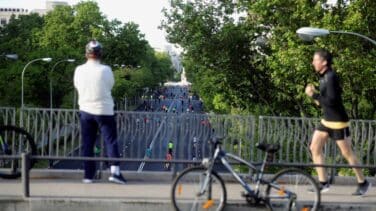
[85,40,102,56]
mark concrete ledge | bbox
[1,197,376,211]
[28,169,376,185]
[0,197,268,211]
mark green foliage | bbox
[162,0,376,118]
[0,1,175,108]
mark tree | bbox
[0,13,45,107]
[161,0,276,114]
[248,0,376,118]
[102,22,149,67]
[0,1,175,109]
[162,0,376,118]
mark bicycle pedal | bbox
[241,191,253,198]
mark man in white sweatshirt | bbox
[74,40,126,184]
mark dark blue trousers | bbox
[79,111,120,179]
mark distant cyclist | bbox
[145,147,152,158]
[165,141,174,170]
[190,137,199,167]
[168,140,174,155]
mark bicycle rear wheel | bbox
[171,166,226,211]
[265,168,320,211]
[0,125,37,179]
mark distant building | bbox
[165,45,183,72]
[31,1,68,16]
[0,1,68,26]
[0,7,29,26]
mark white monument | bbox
[164,67,191,87]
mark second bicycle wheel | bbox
[0,125,37,179]
[265,168,320,211]
[171,166,227,211]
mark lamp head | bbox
[42,58,52,62]
[5,54,18,60]
[296,27,330,41]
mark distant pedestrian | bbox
[146,148,152,158]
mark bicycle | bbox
[0,125,37,179]
[171,137,321,211]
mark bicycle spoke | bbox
[266,168,320,211]
[171,166,226,211]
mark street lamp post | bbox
[21,58,52,108]
[48,59,74,167]
[50,59,75,110]
[296,27,376,46]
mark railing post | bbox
[172,159,177,180]
[21,152,30,198]
[329,143,337,184]
[48,109,53,168]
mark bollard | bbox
[21,152,30,198]
[172,161,177,180]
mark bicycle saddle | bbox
[256,142,280,153]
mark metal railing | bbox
[258,116,376,166]
[258,116,320,163]
[14,109,257,161]
[19,108,81,158]
[0,107,16,125]
[114,97,142,111]
[1,107,375,172]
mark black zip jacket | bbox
[312,69,349,122]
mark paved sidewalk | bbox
[1,170,376,211]
[0,178,375,205]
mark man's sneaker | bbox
[82,178,94,184]
[308,183,330,193]
[352,180,372,196]
[320,183,330,193]
[109,173,127,184]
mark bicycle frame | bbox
[199,143,294,200]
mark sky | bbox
[0,0,339,50]
[0,0,171,50]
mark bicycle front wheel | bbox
[265,168,320,211]
[171,166,227,211]
[0,125,37,179]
